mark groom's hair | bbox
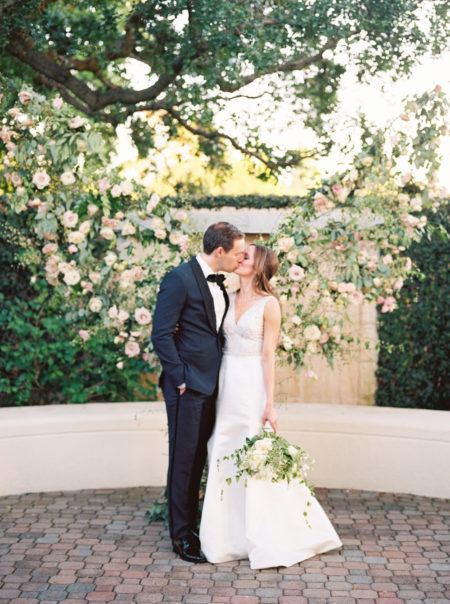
[203,222,244,254]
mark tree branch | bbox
[159,106,312,171]
[218,38,338,92]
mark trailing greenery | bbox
[375,206,449,411]
[165,194,302,210]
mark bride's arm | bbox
[261,297,282,432]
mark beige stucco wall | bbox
[190,209,380,405]
[275,300,378,405]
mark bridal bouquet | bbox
[220,428,315,523]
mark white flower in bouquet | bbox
[221,429,315,524]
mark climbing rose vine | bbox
[270,86,448,374]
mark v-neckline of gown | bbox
[233,293,268,326]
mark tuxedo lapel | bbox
[189,257,217,333]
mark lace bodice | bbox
[223,293,273,356]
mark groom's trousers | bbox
[162,381,217,540]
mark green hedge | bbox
[375,205,449,411]
[0,215,156,406]
[164,194,302,209]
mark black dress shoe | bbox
[172,535,207,563]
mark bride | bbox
[199,243,342,569]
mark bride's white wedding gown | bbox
[199,292,342,569]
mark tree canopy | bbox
[1,0,448,174]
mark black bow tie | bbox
[207,273,226,286]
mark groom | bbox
[151,222,245,563]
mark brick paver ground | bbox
[0,487,449,604]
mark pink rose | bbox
[313,192,334,214]
[32,170,50,190]
[381,296,397,313]
[98,178,110,194]
[53,96,64,109]
[134,307,151,325]
[28,198,42,209]
[131,266,144,281]
[62,210,78,229]
[87,203,98,216]
[101,216,119,228]
[331,183,349,203]
[125,340,140,358]
[288,265,305,281]
[78,329,90,342]
[42,243,58,255]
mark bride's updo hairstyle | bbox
[251,244,279,299]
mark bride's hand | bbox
[262,406,278,432]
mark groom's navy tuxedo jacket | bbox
[151,257,229,396]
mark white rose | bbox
[63,269,81,285]
[108,305,119,319]
[155,228,166,240]
[89,297,103,312]
[87,204,98,216]
[68,230,85,244]
[277,237,295,253]
[60,171,76,186]
[110,184,122,197]
[304,325,321,341]
[150,216,165,230]
[100,227,115,240]
[291,315,302,326]
[286,250,298,263]
[69,116,85,129]
[121,222,136,236]
[79,220,91,235]
[104,252,117,266]
[120,181,133,195]
[118,309,129,322]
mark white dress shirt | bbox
[196,254,226,331]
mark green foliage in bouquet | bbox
[221,430,315,525]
